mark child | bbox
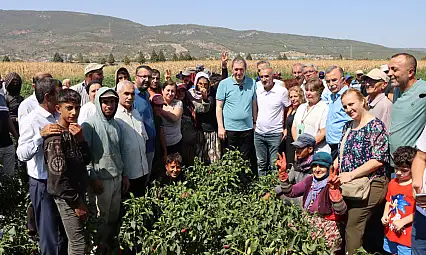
[44,89,92,254]
[160,153,184,185]
[381,146,416,255]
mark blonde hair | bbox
[341,88,368,110]
[288,85,306,104]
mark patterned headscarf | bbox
[4,72,22,93]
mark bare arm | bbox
[8,116,19,139]
[412,150,426,194]
[315,128,326,145]
[252,99,258,125]
[216,100,226,140]
[291,124,297,142]
[339,159,383,183]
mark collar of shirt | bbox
[368,93,386,108]
[232,75,247,85]
[258,83,277,94]
[118,103,133,114]
[331,86,348,102]
[36,105,57,119]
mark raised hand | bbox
[275,152,288,181]
[328,166,340,190]
[164,69,172,81]
[221,51,228,68]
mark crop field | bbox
[1,60,426,97]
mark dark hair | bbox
[305,78,325,96]
[232,56,247,69]
[166,153,182,165]
[32,72,52,84]
[135,65,152,74]
[163,80,177,91]
[152,69,160,76]
[391,53,417,74]
[35,77,59,104]
[393,146,417,168]
[85,80,102,94]
[57,88,81,105]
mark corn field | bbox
[1,60,426,83]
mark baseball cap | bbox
[99,90,118,99]
[292,133,316,148]
[380,64,389,72]
[150,94,165,105]
[345,74,353,81]
[311,152,333,170]
[361,68,389,82]
[355,70,364,75]
[84,63,105,75]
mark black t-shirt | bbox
[196,87,218,132]
[0,111,13,147]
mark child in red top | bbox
[381,146,416,255]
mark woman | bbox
[337,88,389,255]
[274,151,346,253]
[159,81,183,155]
[4,72,24,132]
[283,86,305,165]
[192,73,220,163]
[292,79,330,153]
[177,72,211,166]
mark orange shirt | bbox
[384,179,415,247]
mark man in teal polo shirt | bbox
[389,53,426,155]
[216,56,258,175]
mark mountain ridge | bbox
[0,10,425,61]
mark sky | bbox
[2,0,426,48]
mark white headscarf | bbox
[189,72,210,100]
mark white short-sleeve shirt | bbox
[292,100,330,153]
[255,81,291,134]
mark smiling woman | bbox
[337,88,390,254]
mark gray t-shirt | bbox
[162,99,183,146]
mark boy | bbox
[82,87,128,253]
[160,153,184,185]
[381,146,416,255]
[44,89,92,254]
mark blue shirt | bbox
[133,89,156,153]
[216,76,256,131]
[323,86,351,144]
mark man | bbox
[115,81,149,197]
[351,70,364,93]
[255,67,290,175]
[380,64,395,102]
[256,61,284,87]
[44,89,91,255]
[389,53,426,156]
[216,56,258,175]
[77,81,102,125]
[292,63,304,86]
[18,72,53,123]
[70,63,104,105]
[363,68,392,129]
[149,69,162,96]
[82,87,129,252]
[322,65,351,160]
[133,65,157,174]
[16,77,67,254]
[4,72,24,132]
[302,64,318,85]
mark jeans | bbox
[29,177,67,255]
[412,210,426,255]
[0,145,15,176]
[226,129,257,176]
[54,198,86,255]
[254,132,282,176]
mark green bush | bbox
[119,151,331,255]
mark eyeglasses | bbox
[136,74,151,80]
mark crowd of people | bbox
[0,51,426,255]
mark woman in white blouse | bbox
[292,78,330,153]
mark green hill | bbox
[0,10,424,61]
